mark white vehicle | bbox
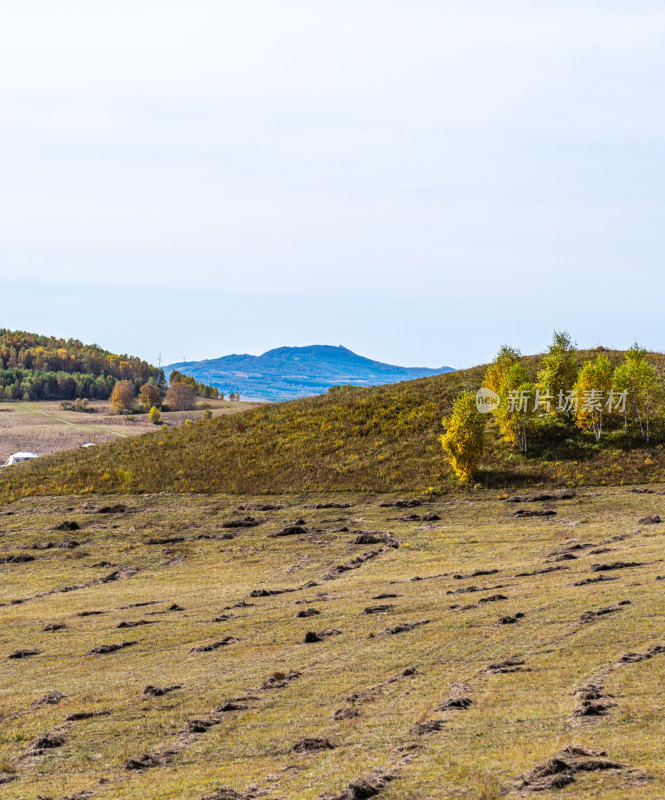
[2,452,38,467]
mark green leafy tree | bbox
[537,331,578,413]
[613,344,656,442]
[440,392,485,482]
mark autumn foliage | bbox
[165,382,197,411]
[110,380,136,414]
[139,382,161,409]
[168,370,218,399]
[0,328,164,401]
[440,392,485,482]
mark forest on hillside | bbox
[0,329,164,401]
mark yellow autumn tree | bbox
[483,345,521,394]
[573,355,612,441]
[440,392,485,482]
[139,382,161,409]
[109,380,136,414]
[483,345,533,451]
[165,382,196,411]
[148,405,161,425]
[495,362,534,451]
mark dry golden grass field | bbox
[0,399,262,463]
[1,487,664,799]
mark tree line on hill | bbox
[168,370,220,399]
[0,331,228,415]
[441,332,661,482]
[0,329,163,401]
[168,371,243,401]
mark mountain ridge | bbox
[165,344,454,401]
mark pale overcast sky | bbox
[1,1,664,368]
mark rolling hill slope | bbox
[164,344,454,401]
[2,348,665,502]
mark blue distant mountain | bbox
[165,345,454,402]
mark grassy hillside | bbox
[1,488,664,798]
[2,349,665,502]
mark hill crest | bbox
[4,347,665,502]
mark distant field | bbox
[1,487,664,798]
[0,398,262,463]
